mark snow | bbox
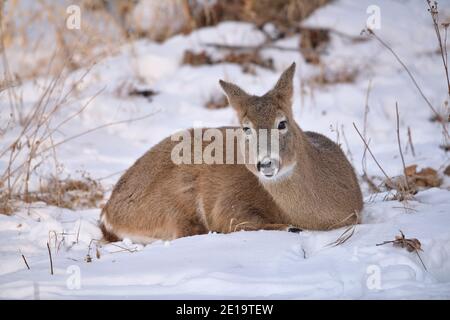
[1,0,450,299]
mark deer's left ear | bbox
[268,62,296,106]
[219,79,250,111]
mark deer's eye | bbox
[278,120,288,130]
[243,127,252,135]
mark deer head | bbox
[220,62,301,181]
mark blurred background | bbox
[1,0,328,79]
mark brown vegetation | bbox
[308,66,359,86]
[31,175,104,210]
[182,49,274,74]
[205,95,229,110]
[299,27,330,64]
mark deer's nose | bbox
[257,157,279,177]
[257,158,272,170]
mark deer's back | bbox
[305,130,363,216]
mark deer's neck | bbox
[259,129,323,227]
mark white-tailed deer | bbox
[100,63,363,243]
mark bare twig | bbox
[46,242,54,275]
[39,86,106,145]
[407,126,416,157]
[360,80,381,193]
[202,42,300,52]
[97,169,126,181]
[363,79,372,142]
[76,220,81,244]
[327,225,356,247]
[353,122,393,185]
[301,246,307,259]
[85,239,97,262]
[427,0,450,96]
[392,206,418,212]
[46,112,158,152]
[340,124,354,164]
[21,253,30,270]
[110,243,138,253]
[362,173,382,193]
[395,103,410,190]
[326,210,359,247]
[365,28,448,141]
[2,111,157,192]
[366,29,441,118]
[202,28,363,53]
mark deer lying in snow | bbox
[100,63,363,244]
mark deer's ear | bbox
[269,62,296,105]
[219,80,249,110]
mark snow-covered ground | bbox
[1,0,450,299]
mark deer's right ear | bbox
[219,80,249,110]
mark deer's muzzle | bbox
[257,157,280,178]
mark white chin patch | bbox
[259,167,279,179]
[260,162,296,182]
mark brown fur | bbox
[100,63,363,243]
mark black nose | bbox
[257,160,272,171]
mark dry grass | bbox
[299,27,330,65]
[28,174,105,210]
[444,165,450,176]
[354,122,413,201]
[355,110,442,202]
[1,0,331,83]
[327,224,356,247]
[0,195,14,215]
[182,49,274,74]
[205,94,229,110]
[182,50,213,66]
[0,61,94,201]
[326,213,359,248]
[1,1,125,80]
[187,0,329,33]
[308,66,359,86]
[300,64,360,109]
[0,54,154,215]
[222,52,274,74]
